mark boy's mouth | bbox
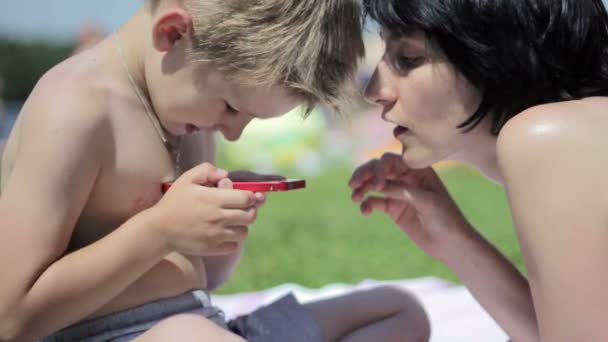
[186,123,201,134]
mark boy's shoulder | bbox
[22,54,111,138]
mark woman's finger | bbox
[351,178,379,202]
[360,196,390,216]
[376,180,434,213]
[348,159,378,188]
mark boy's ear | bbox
[151,8,193,52]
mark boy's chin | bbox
[221,134,240,142]
[219,130,241,142]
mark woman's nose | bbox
[364,62,397,107]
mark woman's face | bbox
[365,30,489,168]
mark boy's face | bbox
[149,61,301,141]
[146,5,302,141]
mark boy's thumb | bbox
[217,178,233,189]
[183,163,228,185]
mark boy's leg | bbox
[133,314,245,342]
[304,285,431,342]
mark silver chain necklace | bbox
[114,32,182,176]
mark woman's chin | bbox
[401,149,436,169]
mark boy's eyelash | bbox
[225,101,239,114]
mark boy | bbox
[0,0,430,341]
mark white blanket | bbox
[212,277,509,342]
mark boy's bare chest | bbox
[70,131,179,249]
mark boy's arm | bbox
[204,244,246,290]
[180,132,243,290]
[0,86,169,341]
[180,130,216,168]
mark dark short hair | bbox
[364,0,608,135]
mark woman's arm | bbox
[498,105,608,341]
[445,226,539,342]
[349,153,539,341]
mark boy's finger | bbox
[221,208,257,226]
[183,163,228,185]
[206,242,239,256]
[254,192,266,208]
[217,178,233,189]
[221,226,249,243]
[204,188,256,209]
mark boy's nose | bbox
[364,62,397,107]
[224,117,253,141]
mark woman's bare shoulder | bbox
[497,97,608,166]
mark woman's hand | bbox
[349,153,475,262]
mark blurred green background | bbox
[215,158,525,294]
[0,38,73,101]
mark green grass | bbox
[218,164,525,294]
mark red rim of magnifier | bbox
[161,179,306,193]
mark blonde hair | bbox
[148,0,365,113]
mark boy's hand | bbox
[228,170,285,208]
[348,153,475,263]
[151,163,259,256]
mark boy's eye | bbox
[225,101,239,115]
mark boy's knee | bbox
[367,285,421,307]
[373,286,431,340]
[149,314,245,342]
[159,313,210,327]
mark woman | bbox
[350,0,608,340]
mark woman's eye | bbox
[395,56,423,71]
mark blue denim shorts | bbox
[41,290,322,342]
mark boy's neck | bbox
[112,9,180,144]
[115,9,150,103]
